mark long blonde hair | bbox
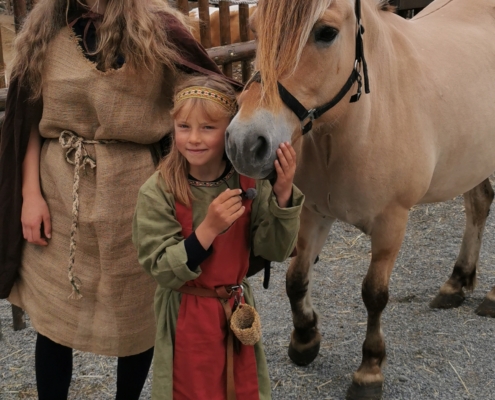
[255,0,332,109]
[159,74,237,207]
[10,0,189,99]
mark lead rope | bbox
[59,130,121,299]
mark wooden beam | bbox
[207,40,256,66]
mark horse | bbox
[225,0,495,398]
[189,5,256,47]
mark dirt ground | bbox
[2,180,495,399]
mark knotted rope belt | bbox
[59,130,122,299]
[176,284,244,400]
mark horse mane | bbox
[255,0,333,109]
[254,0,395,109]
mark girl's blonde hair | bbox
[159,74,237,206]
[10,0,189,99]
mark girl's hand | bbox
[273,142,296,208]
[195,189,245,249]
[21,192,52,246]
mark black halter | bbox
[251,0,370,135]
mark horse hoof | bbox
[288,329,321,366]
[475,298,495,317]
[429,292,464,309]
[346,381,383,400]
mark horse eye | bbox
[315,26,339,43]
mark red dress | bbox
[173,175,260,400]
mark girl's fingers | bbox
[274,159,284,177]
[277,148,290,170]
[43,212,52,239]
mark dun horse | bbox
[226,0,495,398]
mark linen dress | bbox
[8,26,176,356]
[132,168,304,400]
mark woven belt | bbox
[176,284,244,400]
[59,130,122,299]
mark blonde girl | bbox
[133,74,305,400]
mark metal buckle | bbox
[301,108,316,133]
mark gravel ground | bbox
[1,179,495,399]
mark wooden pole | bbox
[13,0,27,33]
[198,0,211,49]
[176,0,189,15]
[238,4,252,83]
[219,1,232,77]
[0,26,6,89]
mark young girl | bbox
[0,0,241,398]
[132,75,304,400]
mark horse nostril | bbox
[253,136,269,160]
[225,130,230,142]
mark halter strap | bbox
[273,0,370,135]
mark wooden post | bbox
[176,0,189,15]
[0,25,6,89]
[198,0,211,49]
[13,0,27,33]
[238,4,252,83]
[219,1,232,77]
[12,304,27,331]
[5,0,13,14]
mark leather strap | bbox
[176,284,238,400]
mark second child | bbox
[132,75,304,400]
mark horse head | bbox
[226,0,368,179]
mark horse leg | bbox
[476,286,495,317]
[346,208,409,400]
[430,178,494,309]
[286,204,335,366]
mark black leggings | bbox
[35,333,154,400]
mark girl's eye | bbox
[177,124,189,129]
[314,26,339,44]
[204,125,215,130]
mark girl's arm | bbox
[21,123,51,245]
[133,176,203,289]
[250,180,304,262]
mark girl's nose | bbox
[189,129,201,143]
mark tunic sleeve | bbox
[250,180,304,262]
[132,173,202,290]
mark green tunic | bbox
[132,170,304,400]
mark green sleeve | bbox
[132,173,201,289]
[250,180,304,262]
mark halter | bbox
[250,0,370,135]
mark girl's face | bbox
[174,102,230,179]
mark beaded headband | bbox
[174,86,238,115]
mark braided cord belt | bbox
[59,130,122,299]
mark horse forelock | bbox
[255,0,333,110]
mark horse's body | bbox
[226,0,495,398]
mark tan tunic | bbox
[9,27,174,356]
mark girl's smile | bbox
[174,104,230,181]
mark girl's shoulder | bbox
[138,171,175,206]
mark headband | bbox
[174,86,238,115]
